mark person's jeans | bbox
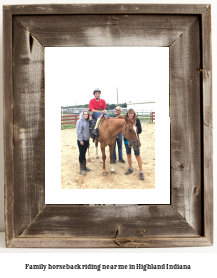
[77,140,89,163]
[113,133,123,161]
[92,112,109,120]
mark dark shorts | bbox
[124,143,140,156]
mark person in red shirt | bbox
[89,88,109,136]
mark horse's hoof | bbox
[87,158,91,162]
[102,171,108,176]
[110,170,115,174]
[96,156,99,159]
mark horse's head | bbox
[123,114,141,150]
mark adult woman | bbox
[76,111,92,175]
[124,108,144,180]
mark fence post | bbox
[61,107,63,130]
[151,112,155,123]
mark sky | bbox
[45,47,168,106]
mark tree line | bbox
[63,103,127,110]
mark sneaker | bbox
[113,160,116,164]
[140,172,144,180]
[125,168,133,175]
[119,159,125,163]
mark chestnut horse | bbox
[90,115,141,175]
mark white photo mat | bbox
[45,47,170,204]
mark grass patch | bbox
[61,124,76,130]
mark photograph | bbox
[61,96,156,190]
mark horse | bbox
[89,114,141,175]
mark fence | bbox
[107,110,155,122]
[61,114,80,129]
[61,111,155,130]
[151,112,155,122]
[136,111,155,123]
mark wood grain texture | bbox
[20,205,199,238]
[3,7,14,247]
[204,126,213,243]
[3,4,213,248]
[170,17,202,234]
[4,4,207,15]
[8,237,212,248]
[16,15,197,47]
[198,5,213,245]
[202,6,212,129]
[201,5,213,245]
[13,17,45,237]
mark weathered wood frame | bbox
[3,4,212,248]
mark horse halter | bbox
[124,121,140,148]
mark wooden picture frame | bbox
[3,4,213,248]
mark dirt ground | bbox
[61,123,155,189]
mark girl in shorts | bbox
[124,108,144,180]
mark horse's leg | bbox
[101,143,107,176]
[87,144,91,162]
[95,139,99,159]
[109,141,116,174]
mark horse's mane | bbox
[110,115,125,119]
